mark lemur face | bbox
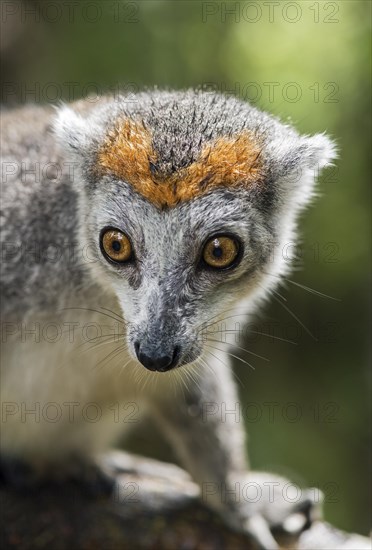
[91,184,273,371]
[55,91,336,372]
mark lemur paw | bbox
[241,495,318,550]
[210,471,322,550]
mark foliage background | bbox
[1,0,370,535]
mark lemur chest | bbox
[0,310,146,461]
[2,308,134,399]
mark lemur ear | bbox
[269,132,337,179]
[296,133,337,172]
[53,105,101,154]
[267,132,337,207]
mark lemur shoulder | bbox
[0,91,336,549]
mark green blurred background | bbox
[1,0,370,535]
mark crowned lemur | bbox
[0,91,336,549]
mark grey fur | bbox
[0,91,336,549]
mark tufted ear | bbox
[53,105,101,155]
[268,132,337,178]
[265,131,338,209]
[301,133,338,171]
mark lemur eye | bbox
[202,235,240,269]
[101,229,133,263]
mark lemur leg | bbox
[148,349,318,549]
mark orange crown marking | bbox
[97,118,264,208]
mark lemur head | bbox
[55,90,336,373]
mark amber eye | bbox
[101,229,133,263]
[202,235,240,269]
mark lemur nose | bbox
[134,343,180,372]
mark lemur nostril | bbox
[172,345,181,365]
[135,343,181,372]
[134,341,140,358]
